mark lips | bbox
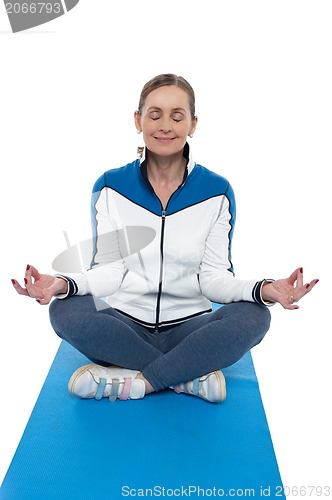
[154,137,176,143]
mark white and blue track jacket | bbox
[60,144,270,331]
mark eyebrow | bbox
[147,106,187,113]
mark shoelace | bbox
[94,377,132,402]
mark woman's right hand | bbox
[11,265,68,305]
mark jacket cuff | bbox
[252,280,275,306]
[54,275,78,299]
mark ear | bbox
[134,110,142,133]
[189,116,198,136]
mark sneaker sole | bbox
[200,370,227,403]
[214,370,226,403]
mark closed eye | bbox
[150,116,182,122]
[151,117,181,122]
[172,113,184,122]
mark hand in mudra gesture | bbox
[261,267,319,310]
[12,265,318,309]
[11,265,67,305]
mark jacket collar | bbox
[140,142,195,178]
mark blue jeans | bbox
[49,296,271,391]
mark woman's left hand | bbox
[261,268,319,310]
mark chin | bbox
[146,140,185,157]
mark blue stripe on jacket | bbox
[90,160,236,272]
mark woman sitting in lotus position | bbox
[12,74,318,403]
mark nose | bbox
[158,117,172,133]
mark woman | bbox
[11,74,318,403]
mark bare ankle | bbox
[135,373,155,394]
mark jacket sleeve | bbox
[198,183,273,305]
[55,183,125,299]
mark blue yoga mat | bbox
[1,340,285,499]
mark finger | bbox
[288,292,296,305]
[25,265,33,286]
[304,278,319,295]
[25,264,38,285]
[23,267,42,298]
[297,267,304,289]
[280,297,300,310]
[36,291,53,305]
[27,265,41,282]
[24,280,44,299]
[36,297,51,305]
[25,283,44,299]
[290,277,319,304]
[11,279,29,296]
[287,268,299,286]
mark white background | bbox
[0,1,331,497]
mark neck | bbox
[146,149,187,186]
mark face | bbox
[134,85,197,158]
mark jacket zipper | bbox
[153,180,189,331]
[154,209,166,332]
[139,163,188,332]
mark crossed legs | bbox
[49,295,271,392]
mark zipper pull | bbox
[162,210,166,218]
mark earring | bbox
[137,130,141,134]
[189,133,194,138]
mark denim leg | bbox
[49,295,163,370]
[142,302,271,391]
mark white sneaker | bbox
[171,370,226,403]
[68,364,145,401]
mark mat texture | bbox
[1,340,285,499]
